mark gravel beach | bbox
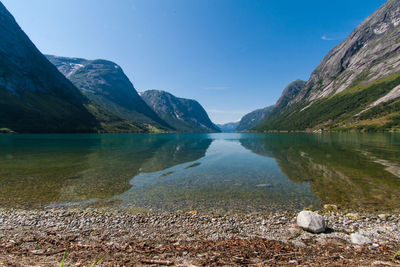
[0,207,399,266]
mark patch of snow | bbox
[174,111,184,120]
[66,63,84,78]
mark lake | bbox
[0,133,399,213]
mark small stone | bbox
[323,204,338,211]
[288,225,301,236]
[291,240,306,248]
[346,213,359,219]
[371,260,393,266]
[378,214,389,220]
[350,233,372,245]
[296,211,326,234]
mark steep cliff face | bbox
[47,55,172,132]
[257,0,400,132]
[296,0,400,103]
[236,106,274,132]
[140,90,220,133]
[0,2,140,133]
[0,2,93,132]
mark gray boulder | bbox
[296,211,326,234]
[350,233,372,245]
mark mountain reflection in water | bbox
[0,133,399,212]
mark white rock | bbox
[378,214,389,220]
[296,211,326,234]
[350,233,372,245]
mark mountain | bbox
[236,106,274,132]
[256,0,400,132]
[0,2,140,133]
[274,80,307,111]
[140,90,220,133]
[217,122,239,132]
[46,55,172,132]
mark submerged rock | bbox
[350,233,372,245]
[296,211,326,234]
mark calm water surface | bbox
[0,133,399,212]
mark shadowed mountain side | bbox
[0,3,139,133]
[236,106,274,132]
[141,90,220,133]
[240,133,400,212]
[46,55,172,132]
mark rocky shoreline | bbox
[0,207,399,266]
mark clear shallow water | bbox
[0,133,399,212]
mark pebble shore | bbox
[0,207,399,265]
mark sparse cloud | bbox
[203,86,230,91]
[130,0,137,10]
[321,34,335,41]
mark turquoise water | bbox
[0,133,399,212]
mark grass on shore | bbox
[394,249,400,262]
[60,249,105,267]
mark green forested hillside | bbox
[255,73,400,132]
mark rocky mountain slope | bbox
[273,80,307,111]
[46,55,172,132]
[256,0,400,132]
[236,106,274,132]
[0,2,140,133]
[140,90,220,133]
[217,122,239,133]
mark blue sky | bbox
[2,0,386,123]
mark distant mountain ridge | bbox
[46,55,172,132]
[256,0,400,132]
[217,122,239,133]
[236,106,274,132]
[140,90,220,133]
[0,2,140,133]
